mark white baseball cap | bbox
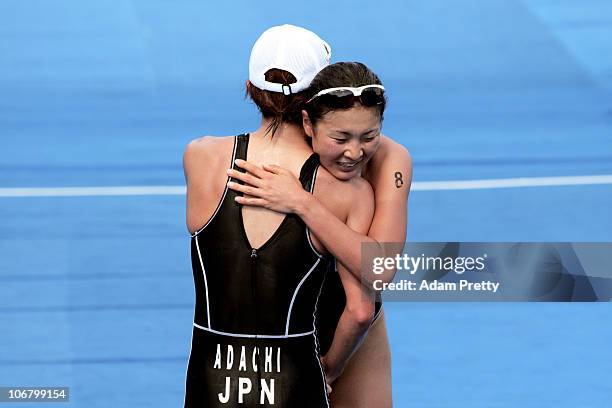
[249,24,331,95]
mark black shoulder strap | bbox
[299,153,320,192]
[233,133,249,164]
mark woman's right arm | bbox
[294,137,411,284]
[228,136,413,284]
[321,179,376,384]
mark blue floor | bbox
[1,1,612,407]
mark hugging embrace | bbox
[183,24,412,408]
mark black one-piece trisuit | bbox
[184,134,333,407]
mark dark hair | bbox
[246,69,308,137]
[304,62,386,126]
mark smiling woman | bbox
[302,64,386,180]
[303,104,381,180]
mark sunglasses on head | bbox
[306,84,385,108]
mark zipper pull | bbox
[251,249,258,259]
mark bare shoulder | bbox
[378,134,412,168]
[184,135,236,234]
[184,135,234,165]
[183,135,235,176]
[350,175,374,198]
[313,166,374,221]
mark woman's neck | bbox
[246,119,313,169]
[250,119,311,151]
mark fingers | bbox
[234,195,267,207]
[232,160,289,179]
[261,163,284,174]
[326,383,332,395]
[227,168,262,187]
[234,159,266,178]
[227,181,260,197]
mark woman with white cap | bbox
[183,25,377,407]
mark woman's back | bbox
[184,132,334,407]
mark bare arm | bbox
[183,136,232,235]
[184,138,212,233]
[227,135,413,284]
[320,181,376,384]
